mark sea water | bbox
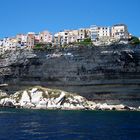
[0,109,140,140]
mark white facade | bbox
[90,25,111,41]
[90,25,99,41]
[98,27,110,38]
[111,24,129,39]
[2,38,14,50]
[16,34,27,48]
[0,37,19,54]
[68,30,78,43]
[54,31,69,45]
[77,28,87,42]
[60,31,69,45]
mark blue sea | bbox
[0,109,140,140]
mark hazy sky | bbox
[0,0,139,38]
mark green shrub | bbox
[33,43,52,50]
[129,36,140,45]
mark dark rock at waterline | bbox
[3,102,15,108]
[124,106,131,111]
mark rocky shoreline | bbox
[0,86,139,111]
[1,45,140,108]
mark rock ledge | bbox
[0,86,139,111]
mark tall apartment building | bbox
[90,25,99,41]
[27,32,35,49]
[111,24,129,39]
[90,25,111,41]
[16,34,27,47]
[77,28,87,42]
[68,30,78,43]
[54,32,62,46]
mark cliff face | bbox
[0,44,140,107]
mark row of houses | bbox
[0,31,52,54]
[0,24,130,54]
[54,24,130,45]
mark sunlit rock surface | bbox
[0,86,139,111]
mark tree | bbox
[129,36,140,45]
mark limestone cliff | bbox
[0,44,140,107]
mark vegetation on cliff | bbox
[129,36,140,45]
[34,43,52,50]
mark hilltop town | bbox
[0,24,140,109]
[0,24,140,55]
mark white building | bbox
[90,25,111,41]
[90,25,99,41]
[0,37,20,53]
[16,34,27,48]
[98,27,110,38]
[111,24,129,39]
[67,30,77,43]
[8,38,18,50]
[77,28,87,42]
[54,30,70,45]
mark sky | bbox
[0,0,139,38]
